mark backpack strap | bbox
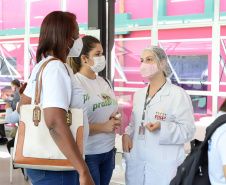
[200,114,226,149]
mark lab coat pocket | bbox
[161,157,183,184]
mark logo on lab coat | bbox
[155,109,166,121]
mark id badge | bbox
[138,126,146,140]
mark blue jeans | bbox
[75,148,115,185]
[25,169,77,185]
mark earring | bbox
[84,61,87,63]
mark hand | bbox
[79,170,95,185]
[2,94,7,101]
[5,103,11,109]
[110,112,118,119]
[103,120,120,133]
[122,134,133,153]
[111,112,122,129]
[110,112,122,128]
[146,122,161,132]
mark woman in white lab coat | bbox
[122,46,196,185]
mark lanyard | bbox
[141,81,166,126]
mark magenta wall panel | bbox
[167,0,205,16]
[220,0,226,12]
[67,0,88,24]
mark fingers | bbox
[110,113,118,119]
[114,120,121,129]
[123,144,129,152]
[123,142,132,152]
[146,122,153,132]
[146,123,159,132]
[113,116,122,121]
[129,141,133,149]
[150,124,156,132]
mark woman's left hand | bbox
[110,112,122,129]
[146,121,161,132]
[2,94,7,101]
[5,102,11,109]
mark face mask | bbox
[140,62,159,79]
[87,56,106,73]
[68,37,83,57]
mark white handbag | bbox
[13,58,84,171]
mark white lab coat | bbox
[124,81,196,185]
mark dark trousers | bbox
[0,124,6,137]
[7,137,14,153]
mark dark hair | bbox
[11,79,21,87]
[68,35,100,73]
[36,11,77,63]
[219,99,226,112]
[19,83,27,95]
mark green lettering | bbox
[101,102,105,107]
[93,104,98,111]
[83,94,88,104]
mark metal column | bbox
[88,0,107,78]
[88,0,115,83]
[107,0,116,87]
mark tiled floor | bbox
[0,143,125,185]
[0,143,31,185]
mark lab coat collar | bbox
[146,80,171,107]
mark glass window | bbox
[0,84,13,109]
[160,41,212,92]
[220,0,226,12]
[167,0,205,16]
[30,0,61,28]
[159,27,212,40]
[192,95,213,122]
[114,31,151,88]
[220,27,226,92]
[220,0,226,20]
[0,39,24,84]
[67,0,88,24]
[0,0,25,30]
[29,37,39,74]
[158,0,212,25]
[115,0,153,19]
[115,91,135,134]
[218,96,225,110]
[114,31,151,134]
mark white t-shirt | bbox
[208,111,226,185]
[75,73,118,155]
[24,56,89,149]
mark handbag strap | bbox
[34,58,70,105]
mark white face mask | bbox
[68,37,83,57]
[87,56,106,73]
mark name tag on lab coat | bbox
[138,126,145,140]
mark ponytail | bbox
[67,57,80,74]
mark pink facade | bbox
[167,0,205,16]
[220,0,226,12]
[115,0,153,18]
[1,0,226,133]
